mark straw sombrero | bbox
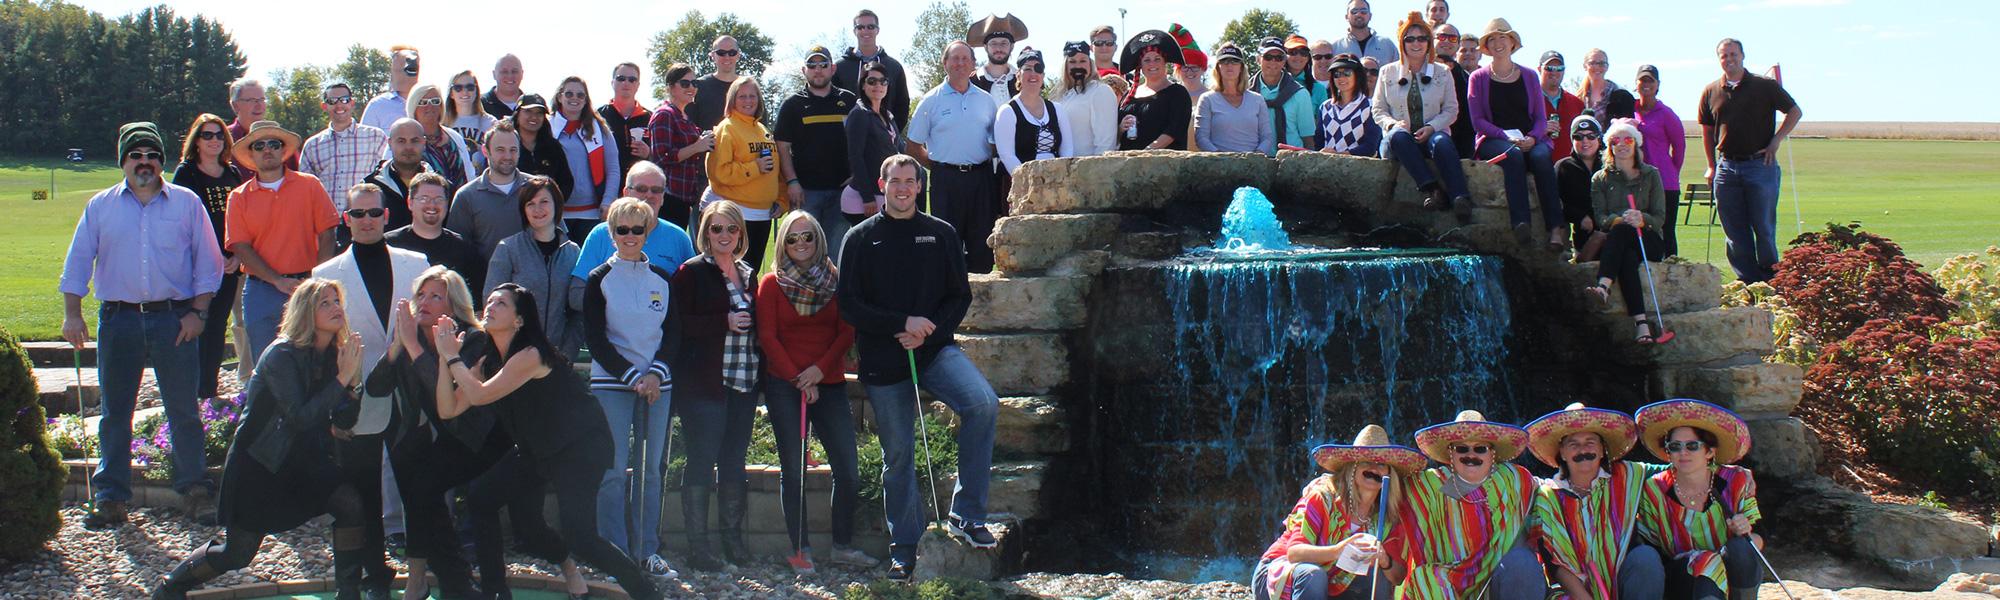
[230,120,301,169]
[1526,403,1638,468]
[1312,424,1426,474]
[1414,410,1529,464]
[1635,399,1751,464]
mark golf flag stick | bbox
[1628,194,1676,344]
[1769,64,1805,238]
[908,349,944,528]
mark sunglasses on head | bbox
[713,49,740,57]
[613,225,647,236]
[195,130,226,141]
[1452,444,1492,455]
[345,208,386,218]
[1664,440,1707,454]
[614,75,640,83]
[125,150,163,162]
[324,95,354,105]
[785,232,817,245]
[450,83,478,92]
[708,224,740,235]
[249,139,285,152]
[415,97,444,107]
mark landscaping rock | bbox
[989,215,1120,274]
[994,397,1069,457]
[1665,363,1804,418]
[1743,417,1820,481]
[1605,306,1774,366]
[956,334,1068,396]
[965,275,1092,332]
[914,522,1013,581]
[1561,260,1723,316]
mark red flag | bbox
[1766,63,1783,85]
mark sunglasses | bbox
[324,95,354,105]
[854,23,879,31]
[614,75,640,83]
[713,49,740,57]
[1436,34,1461,42]
[1332,70,1354,78]
[1664,440,1707,454]
[1451,444,1492,455]
[125,150,163,162]
[415,97,444,107]
[672,80,697,89]
[344,208,386,218]
[1260,53,1285,61]
[863,77,887,86]
[1610,136,1637,145]
[1573,132,1601,141]
[1287,49,1310,57]
[249,139,285,152]
[560,91,588,99]
[613,225,648,236]
[806,61,832,70]
[1092,40,1117,47]
[627,184,665,195]
[1403,35,1431,44]
[1544,64,1567,73]
[1349,7,1370,14]
[1312,53,1335,61]
[784,232,817,245]
[1587,60,1609,67]
[707,224,741,235]
[195,130,226,141]
[450,83,478,92]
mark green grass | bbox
[4,140,1998,340]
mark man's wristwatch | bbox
[184,306,209,321]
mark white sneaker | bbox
[645,554,679,579]
[828,544,879,567]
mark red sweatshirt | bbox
[755,273,855,384]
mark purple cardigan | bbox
[1466,65,1548,150]
[1634,101,1688,191]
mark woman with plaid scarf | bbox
[671,200,764,571]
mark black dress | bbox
[216,341,352,533]
[1117,82,1193,150]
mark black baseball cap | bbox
[807,45,833,61]
[1539,50,1564,67]
[1635,64,1659,81]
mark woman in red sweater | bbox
[756,211,866,574]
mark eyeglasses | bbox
[1312,53,1335,61]
[1092,40,1117,47]
[324,95,353,105]
[627,184,665,195]
[806,61,831,70]
[1664,440,1707,454]
[672,80,697,89]
[613,225,647,236]
[450,83,478,92]
[864,77,887,86]
[784,232,817,245]
[1349,7,1370,14]
[713,49,740,57]
[1586,60,1609,67]
[1403,35,1431,44]
[1543,65,1567,73]
[854,23,879,31]
[1573,132,1601,141]
[415,97,444,107]
[344,208,386,218]
[249,140,285,152]
[125,150,163,162]
[195,130,226,141]
[614,75,640,83]
[560,91,588,99]
[707,224,741,235]
[1451,444,1492,455]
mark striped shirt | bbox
[1398,464,1539,599]
[1259,475,1395,600]
[1637,465,1762,591]
[299,122,388,211]
[1535,461,1668,600]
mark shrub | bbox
[1770,223,1956,348]
[843,577,1003,600]
[46,413,96,460]
[1720,281,1815,367]
[127,394,243,482]
[662,403,958,510]
[0,327,67,560]
[1800,315,2000,497]
[1932,245,2000,336]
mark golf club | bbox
[793,390,810,566]
[1628,194,1676,344]
[626,395,648,559]
[908,349,944,528]
[1747,538,1799,600]
[76,346,92,507]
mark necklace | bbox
[1673,471,1711,507]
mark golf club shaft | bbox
[798,393,809,555]
[1749,539,1798,600]
[909,349,943,527]
[627,396,648,556]
[1628,194,1670,329]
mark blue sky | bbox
[78,0,1997,122]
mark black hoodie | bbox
[834,46,912,133]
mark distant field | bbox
[1680,121,2000,141]
[5,139,1998,340]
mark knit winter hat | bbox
[117,121,164,160]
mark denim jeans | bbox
[1381,128,1470,201]
[594,387,673,558]
[1250,558,1395,600]
[239,277,291,372]
[680,386,758,493]
[762,377,860,552]
[801,187,850,263]
[1476,137,1563,229]
[867,345,998,560]
[1713,158,1783,283]
[93,303,211,501]
[1619,545,1667,600]
[1488,541,1551,600]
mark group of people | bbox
[1255,399,1765,600]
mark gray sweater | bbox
[1195,90,1276,156]
[446,173,525,259]
[485,228,583,357]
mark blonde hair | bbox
[694,201,747,259]
[406,83,443,120]
[1209,46,1250,96]
[775,211,830,268]
[411,265,478,325]
[724,76,764,121]
[605,197,657,233]
[279,278,346,348]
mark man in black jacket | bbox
[832,9,911,132]
[481,54,528,120]
[836,154,998,581]
[361,119,438,234]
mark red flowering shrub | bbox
[1801,315,2000,496]
[1772,224,1957,348]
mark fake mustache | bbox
[1457,457,1486,467]
[1069,68,1088,80]
[1569,452,1599,464]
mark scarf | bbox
[776,258,837,316]
[550,111,606,190]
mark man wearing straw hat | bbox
[1400,410,1547,599]
[1634,399,1765,600]
[225,120,341,370]
[1251,425,1417,600]
[1527,403,1668,600]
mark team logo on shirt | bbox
[915,235,937,244]
[649,291,664,312]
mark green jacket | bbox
[1591,162,1666,230]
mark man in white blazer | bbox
[311,182,431,592]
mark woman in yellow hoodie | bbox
[705,76,784,270]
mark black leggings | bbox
[467,447,568,593]
[535,440,659,600]
[205,483,366,572]
[333,433,392,585]
[1596,223,1667,317]
[390,429,511,594]
[1663,190,1682,257]
[743,218,772,274]
[197,272,238,398]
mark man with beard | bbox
[906,42,1000,273]
[362,119,437,232]
[966,13,1028,97]
[483,54,527,120]
[776,46,861,258]
[387,173,485,295]
[833,9,912,132]
[62,122,225,529]
[1400,410,1547,599]
[1528,403,1667,600]
[447,121,528,259]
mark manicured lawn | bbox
[1,155,124,341]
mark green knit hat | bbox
[117,121,164,161]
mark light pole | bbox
[1119,8,1127,43]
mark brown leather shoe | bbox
[83,500,128,530]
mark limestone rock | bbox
[965,274,1093,332]
[1940,572,2000,597]
[1605,306,1774,366]
[957,334,1069,396]
[914,521,1014,581]
[943,461,1047,521]
[995,397,1069,456]
[1270,151,1396,209]
[1386,159,1510,210]
[1047,250,1109,277]
[989,214,1120,274]
[1115,231,1188,261]
[1848,501,1993,581]
[1743,417,1821,481]
[1562,261,1723,316]
[1666,363,1805,418]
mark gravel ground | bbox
[1000,573,1252,599]
[0,503,881,600]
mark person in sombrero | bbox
[1251,425,1419,600]
[1398,410,1547,599]
[1633,399,1763,600]
[1527,403,1667,600]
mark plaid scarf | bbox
[709,255,762,392]
[776,259,836,316]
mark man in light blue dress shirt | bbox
[906,40,1001,273]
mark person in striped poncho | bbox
[1397,410,1547,599]
[1251,424,1422,600]
[1634,400,1764,600]
[1527,403,1667,600]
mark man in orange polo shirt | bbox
[226,120,340,368]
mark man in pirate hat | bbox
[1399,410,1547,599]
[1527,403,1668,600]
[967,13,1028,96]
[1252,425,1419,600]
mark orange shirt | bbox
[224,170,339,275]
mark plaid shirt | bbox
[299,122,389,210]
[712,255,762,392]
[648,104,707,203]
